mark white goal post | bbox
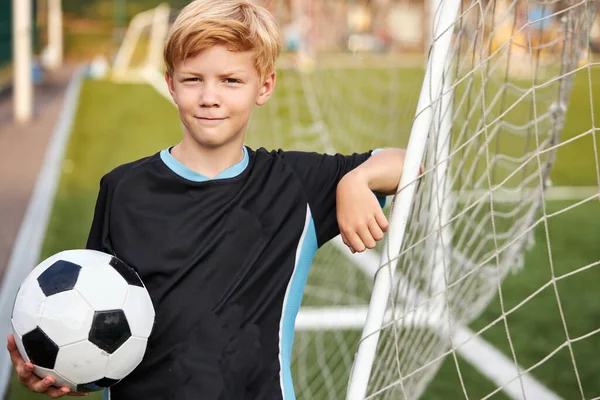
[347,0,461,395]
[112,3,171,85]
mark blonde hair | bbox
[164,0,281,81]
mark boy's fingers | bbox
[7,342,32,382]
[7,335,34,379]
[22,362,35,379]
[46,386,70,398]
[50,386,89,398]
[7,337,22,367]
[7,335,22,362]
[359,230,377,250]
[6,334,15,350]
[344,230,365,253]
[30,375,54,393]
[341,234,355,253]
[374,211,389,232]
[61,386,91,397]
[368,218,385,242]
[17,371,35,386]
[15,363,34,383]
[354,227,374,251]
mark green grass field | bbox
[7,65,600,399]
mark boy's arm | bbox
[336,148,407,253]
[343,148,407,195]
[280,149,404,249]
[281,150,374,247]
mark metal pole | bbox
[13,0,33,122]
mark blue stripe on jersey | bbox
[160,146,249,182]
[279,208,317,399]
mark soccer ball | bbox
[11,249,155,392]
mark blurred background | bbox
[4,0,600,88]
[1,0,600,399]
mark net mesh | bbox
[362,0,594,398]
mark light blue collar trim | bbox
[160,146,249,182]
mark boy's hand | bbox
[336,170,388,253]
[7,334,88,397]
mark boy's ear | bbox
[256,72,276,106]
[165,71,178,105]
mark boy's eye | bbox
[224,78,241,84]
[185,78,201,82]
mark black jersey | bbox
[88,146,379,400]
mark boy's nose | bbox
[199,85,220,107]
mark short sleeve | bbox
[86,176,115,254]
[86,159,145,253]
[281,150,374,247]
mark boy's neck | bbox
[171,140,245,179]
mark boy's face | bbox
[166,45,275,149]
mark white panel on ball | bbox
[39,291,94,347]
[11,277,46,336]
[33,366,76,390]
[54,341,109,385]
[55,249,113,269]
[75,266,129,311]
[122,286,155,338]
[105,336,148,379]
[11,329,30,363]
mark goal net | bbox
[112,0,598,399]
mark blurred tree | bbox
[0,0,12,68]
[1,0,38,73]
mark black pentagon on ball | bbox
[89,310,131,354]
[22,327,59,369]
[37,260,82,296]
[76,377,120,392]
[109,257,143,287]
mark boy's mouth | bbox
[196,116,227,126]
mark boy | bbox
[8,1,407,398]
